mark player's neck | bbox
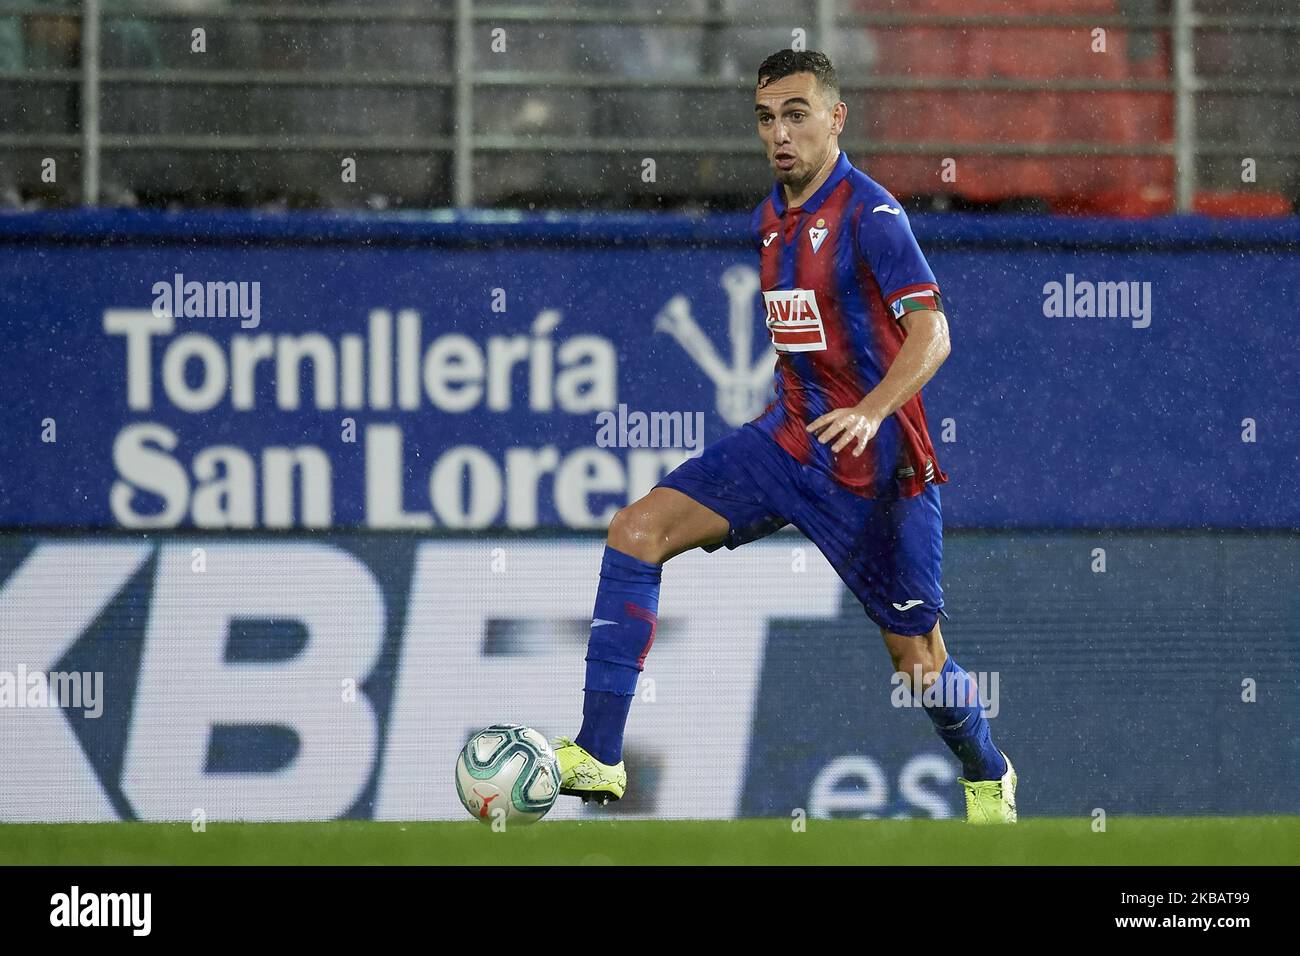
[782,147,841,209]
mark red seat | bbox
[857,0,1174,214]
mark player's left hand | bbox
[805,403,883,457]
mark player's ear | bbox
[833,100,847,134]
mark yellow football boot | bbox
[551,736,626,806]
[960,751,1018,824]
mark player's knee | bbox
[882,626,947,689]
[606,504,671,564]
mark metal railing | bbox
[0,0,1296,210]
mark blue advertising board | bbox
[0,210,1297,530]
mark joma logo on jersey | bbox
[762,289,826,353]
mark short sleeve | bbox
[855,199,945,321]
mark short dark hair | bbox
[756,49,840,104]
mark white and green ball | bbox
[455,724,560,825]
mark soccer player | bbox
[553,49,1016,823]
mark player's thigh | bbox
[613,426,794,564]
[795,478,945,637]
[607,486,731,563]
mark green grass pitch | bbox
[1,817,1295,865]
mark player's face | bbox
[754,73,844,191]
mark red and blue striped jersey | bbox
[749,150,949,500]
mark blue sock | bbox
[921,657,1007,782]
[574,545,661,766]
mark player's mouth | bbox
[774,151,797,172]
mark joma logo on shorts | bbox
[762,289,826,353]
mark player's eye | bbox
[789,111,805,122]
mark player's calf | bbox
[557,489,730,805]
[567,544,661,780]
[883,626,1016,822]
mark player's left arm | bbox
[807,309,949,455]
[807,199,950,456]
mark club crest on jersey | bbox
[762,288,826,352]
[808,217,829,254]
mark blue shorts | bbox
[655,423,946,636]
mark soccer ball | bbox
[455,724,560,825]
